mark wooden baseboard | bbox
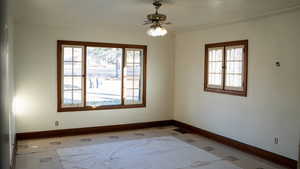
[172,120,298,169]
[16,120,173,140]
[10,137,17,169]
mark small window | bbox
[204,40,248,96]
[57,41,147,112]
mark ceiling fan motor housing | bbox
[147,13,167,22]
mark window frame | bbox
[57,40,147,112]
[204,40,248,96]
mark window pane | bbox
[134,64,141,76]
[134,79,140,88]
[227,47,243,61]
[208,62,222,74]
[86,47,122,106]
[124,49,143,105]
[226,61,242,74]
[125,78,134,88]
[225,75,242,88]
[209,49,223,61]
[64,62,72,76]
[64,47,72,61]
[127,51,134,63]
[64,77,72,90]
[63,91,72,105]
[73,77,82,90]
[73,62,82,76]
[134,89,141,102]
[126,88,133,97]
[134,51,141,63]
[208,74,222,86]
[73,48,82,61]
[73,90,82,105]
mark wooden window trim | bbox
[57,40,147,112]
[204,40,248,97]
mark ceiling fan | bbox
[144,0,172,37]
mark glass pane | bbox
[73,77,82,90]
[73,62,82,76]
[86,47,122,106]
[134,51,141,63]
[134,89,140,100]
[133,64,141,76]
[134,79,140,88]
[126,88,134,97]
[64,62,72,76]
[64,77,72,90]
[126,65,134,76]
[73,90,82,104]
[127,51,134,63]
[209,48,223,61]
[227,47,243,61]
[208,74,222,86]
[125,78,134,88]
[63,91,72,105]
[208,61,222,74]
[64,47,72,61]
[73,48,82,61]
[226,74,242,88]
[226,61,242,74]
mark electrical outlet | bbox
[274,137,279,144]
[55,121,59,127]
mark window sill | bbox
[58,104,146,112]
[204,88,247,97]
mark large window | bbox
[57,41,147,112]
[204,40,248,96]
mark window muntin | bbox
[57,41,147,112]
[204,40,248,96]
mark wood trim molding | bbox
[57,40,147,112]
[10,137,17,169]
[16,120,173,140]
[172,120,298,169]
[204,40,248,97]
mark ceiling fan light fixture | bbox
[144,0,171,37]
[147,25,168,37]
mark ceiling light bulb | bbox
[147,25,168,37]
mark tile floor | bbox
[16,126,288,169]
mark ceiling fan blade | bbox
[159,21,172,25]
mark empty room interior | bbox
[1,0,300,169]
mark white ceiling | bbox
[15,0,300,31]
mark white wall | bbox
[14,24,174,133]
[174,10,300,160]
